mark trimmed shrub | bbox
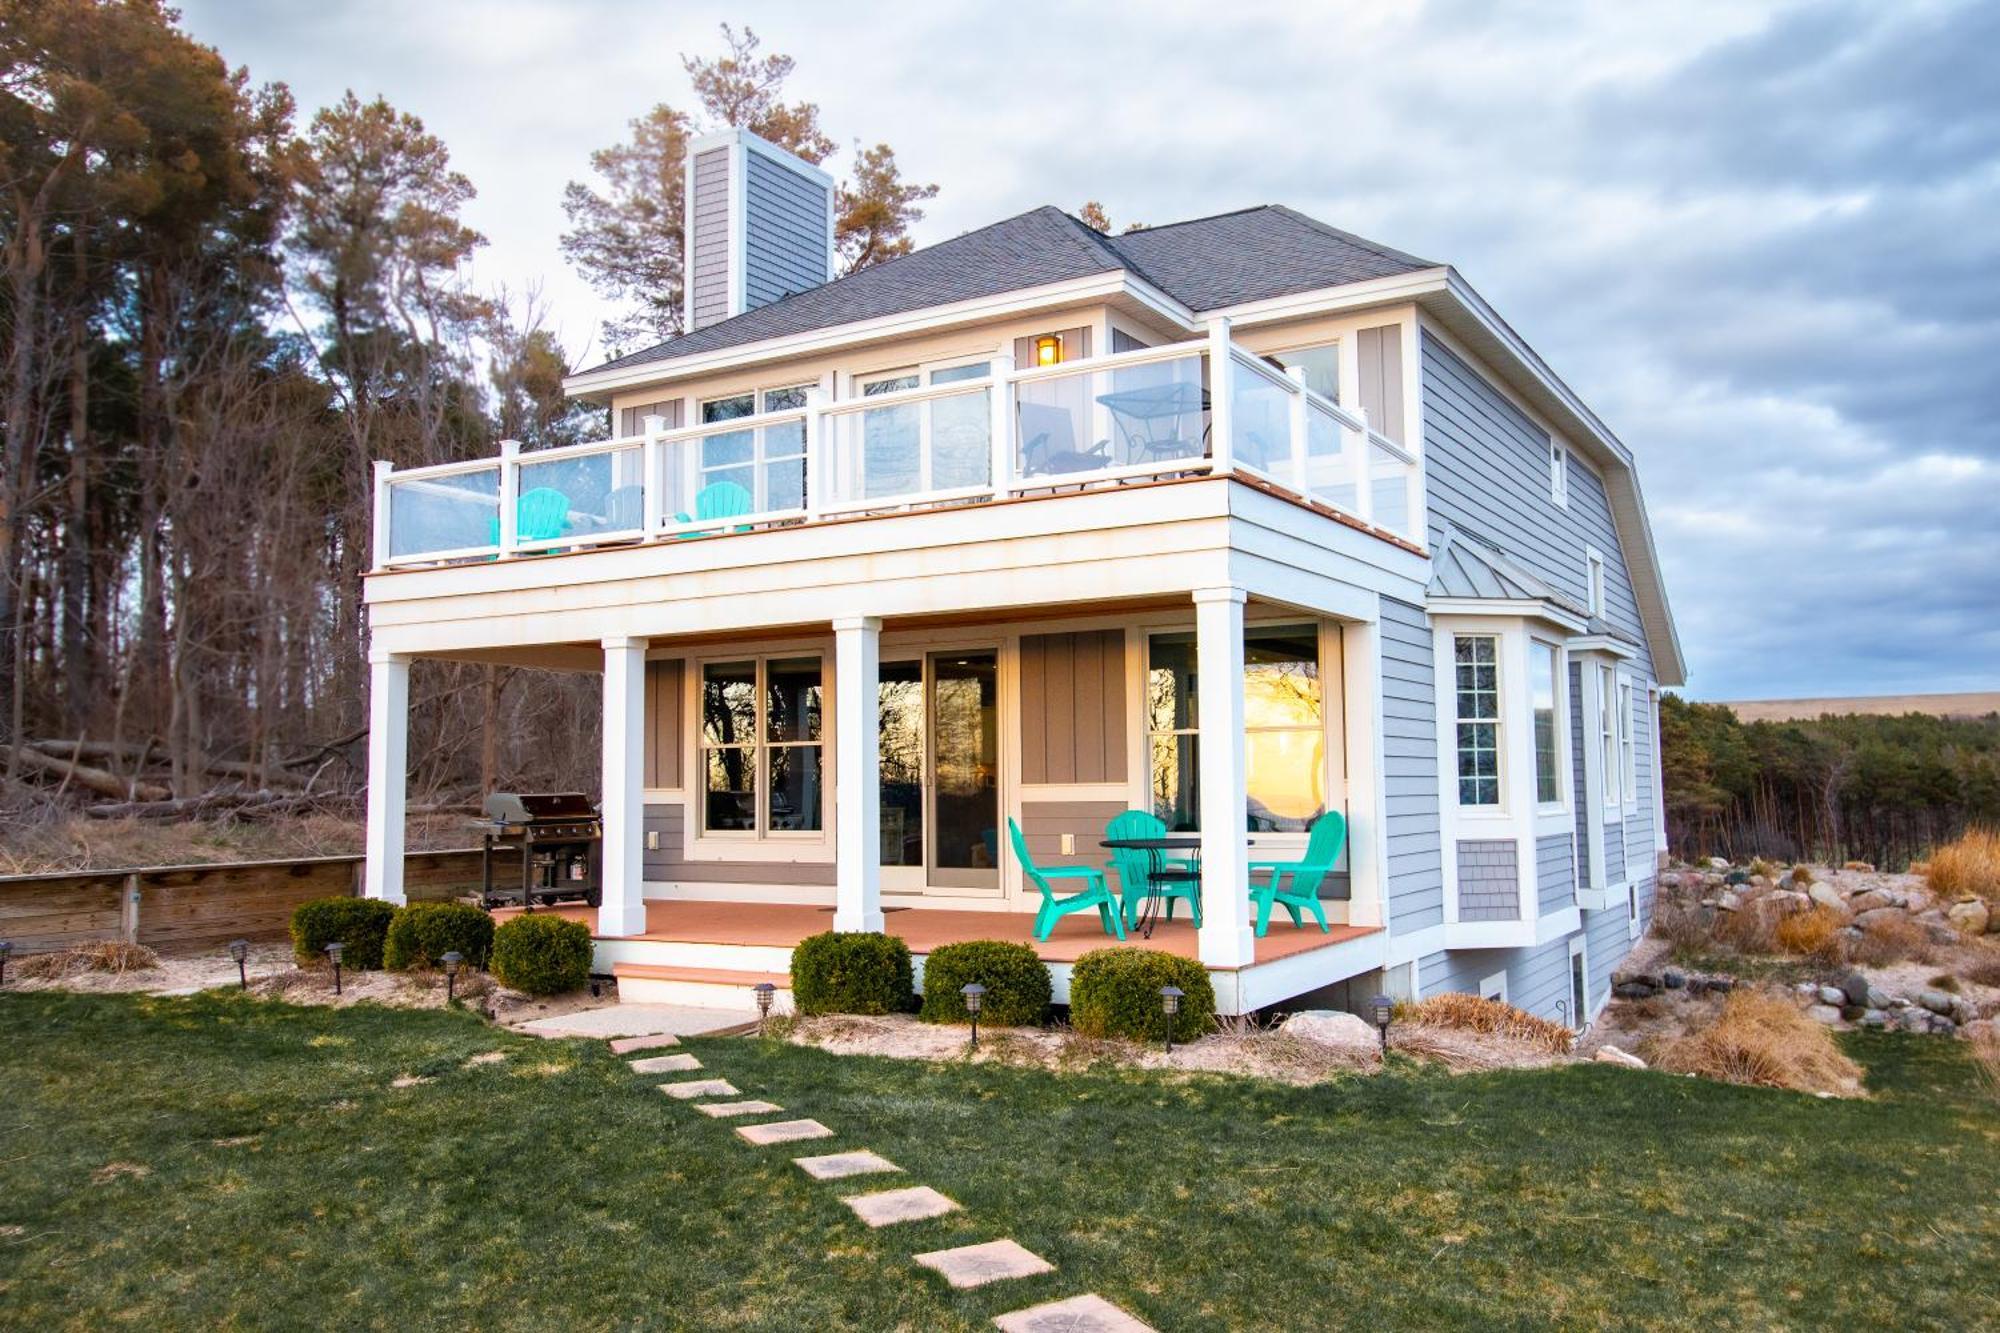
[384,901,495,972]
[790,931,914,1016]
[491,914,593,996]
[290,897,397,970]
[919,940,1051,1027]
[1069,947,1215,1044]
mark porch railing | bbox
[370,321,1420,569]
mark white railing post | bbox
[1207,317,1235,476]
[803,388,826,522]
[1284,365,1309,496]
[990,350,1015,497]
[1351,408,1374,527]
[371,459,394,568]
[641,414,666,537]
[497,438,521,555]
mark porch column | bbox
[599,637,649,937]
[1194,587,1255,968]
[363,648,409,904]
[833,616,884,933]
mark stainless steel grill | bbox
[475,792,602,910]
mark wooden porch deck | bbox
[500,899,1377,970]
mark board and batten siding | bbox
[688,146,733,331]
[1018,630,1126,786]
[1458,839,1520,921]
[742,150,830,310]
[1420,333,1653,680]
[1354,324,1407,444]
[643,660,684,791]
[618,397,684,439]
[641,802,836,886]
[1536,833,1575,916]
[1380,596,1443,933]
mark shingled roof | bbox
[578,205,1434,377]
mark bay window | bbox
[1453,635,1501,807]
[700,656,824,837]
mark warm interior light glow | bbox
[1034,334,1063,366]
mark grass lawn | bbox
[1,993,1995,1330]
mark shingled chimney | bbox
[683,128,836,333]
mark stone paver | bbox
[794,1151,903,1181]
[694,1099,782,1119]
[993,1294,1157,1332]
[735,1118,834,1146]
[913,1239,1055,1289]
[841,1185,961,1228]
[659,1078,738,1100]
[629,1053,702,1074]
[607,1033,679,1055]
[515,1003,753,1040]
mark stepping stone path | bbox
[993,1294,1157,1332]
[913,1239,1055,1289]
[629,1053,702,1074]
[659,1079,737,1100]
[842,1186,960,1228]
[794,1151,902,1180]
[695,1099,782,1119]
[608,1033,678,1055]
[735,1118,834,1146]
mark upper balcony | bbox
[369,323,1421,573]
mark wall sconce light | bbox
[1034,334,1063,367]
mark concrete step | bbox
[613,962,794,1014]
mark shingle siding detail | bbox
[742,150,830,311]
[1380,598,1443,935]
[1537,833,1575,916]
[688,147,733,332]
[1603,820,1626,885]
[1457,838,1519,922]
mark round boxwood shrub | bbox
[384,901,495,972]
[289,897,398,970]
[790,930,914,1016]
[1069,947,1216,1044]
[919,940,1051,1027]
[491,914,594,996]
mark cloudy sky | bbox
[179,0,1999,702]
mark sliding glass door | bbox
[877,649,1001,893]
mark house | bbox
[362,128,1680,1024]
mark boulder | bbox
[1859,1010,1889,1030]
[1283,1010,1381,1053]
[1717,890,1742,912]
[1808,883,1849,916]
[1613,981,1656,1000]
[1849,890,1899,915]
[1946,898,1991,936]
[1806,1004,1843,1025]
[1593,1045,1647,1069]
[1816,985,1848,1008]
[1662,968,1687,990]
[1838,972,1872,1007]
[1951,997,1978,1026]
[1853,906,1909,932]
[1706,857,1730,871]
[1918,989,1955,1016]
[1865,986,1893,1011]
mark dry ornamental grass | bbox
[1653,990,1864,1096]
[1774,906,1846,965]
[1927,827,2000,905]
[1398,992,1575,1054]
[13,942,159,980]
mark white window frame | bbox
[1550,440,1569,507]
[696,382,813,512]
[1567,934,1590,1029]
[692,651,829,853]
[1628,878,1642,939]
[1529,637,1565,814]
[852,355,994,497]
[1584,547,1606,619]
[1618,677,1637,814]
[1480,970,1509,1005]
[1452,633,1504,811]
[1598,662,1621,816]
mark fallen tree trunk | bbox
[1,745,171,802]
[26,739,302,787]
[82,790,357,821]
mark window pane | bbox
[765,658,822,742]
[878,661,925,867]
[702,393,755,423]
[762,384,810,413]
[702,662,756,745]
[703,748,756,831]
[1246,729,1324,832]
[1532,642,1559,805]
[701,429,754,468]
[929,361,990,385]
[1244,625,1319,730]
[1149,732,1200,831]
[1272,343,1338,402]
[930,387,992,490]
[1454,635,1501,810]
[1147,632,1197,733]
[768,746,822,831]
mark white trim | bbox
[727,136,747,320]
[687,649,833,858]
[1550,440,1569,508]
[1584,547,1606,619]
[1567,932,1590,1030]
[1426,597,1588,635]
[1567,633,1636,659]
[1480,969,1509,1005]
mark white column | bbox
[599,637,649,937]
[363,649,409,904]
[833,616,884,933]
[1340,617,1387,928]
[1194,587,1254,968]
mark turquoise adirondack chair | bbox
[1006,817,1126,942]
[1245,810,1345,937]
[673,480,755,537]
[1103,809,1201,929]
[487,486,571,554]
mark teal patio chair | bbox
[1245,810,1345,937]
[673,480,755,537]
[1103,809,1201,929]
[1006,817,1125,943]
[487,486,572,554]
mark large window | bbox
[700,657,823,836]
[1531,640,1561,806]
[699,383,811,511]
[1618,678,1636,809]
[1598,662,1621,808]
[854,359,992,499]
[1454,635,1501,807]
[1146,624,1328,833]
[1272,343,1339,401]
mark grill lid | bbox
[483,791,598,825]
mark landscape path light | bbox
[752,981,775,1034]
[228,939,249,990]
[325,941,344,996]
[961,983,986,1051]
[1160,985,1185,1053]
[442,951,463,1003]
[1369,994,1394,1061]
[0,939,12,987]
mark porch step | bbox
[613,962,795,1014]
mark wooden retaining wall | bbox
[0,849,489,955]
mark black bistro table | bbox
[1099,834,1204,939]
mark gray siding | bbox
[1020,800,1128,892]
[1420,334,1653,680]
[1536,833,1575,916]
[641,802,836,885]
[1457,839,1519,921]
[1379,599,1442,934]
[1018,630,1126,785]
[742,149,830,310]
[688,147,733,331]
[1627,691,1657,881]
[1418,934,1574,1022]
[1569,659,1591,887]
[1602,819,1626,885]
